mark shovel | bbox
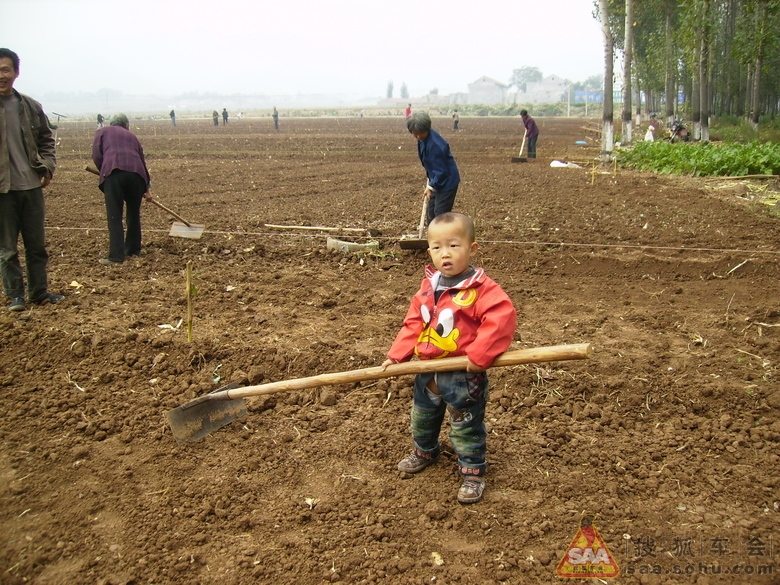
[399,191,430,250]
[512,128,528,163]
[85,165,205,239]
[149,201,205,240]
[167,343,592,444]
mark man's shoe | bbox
[8,297,25,312]
[397,449,440,474]
[99,258,123,265]
[32,292,64,305]
[457,476,486,504]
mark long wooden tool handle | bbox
[224,343,592,400]
[264,224,369,233]
[85,165,192,227]
[519,128,527,157]
[417,191,430,239]
[149,198,192,227]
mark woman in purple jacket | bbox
[520,109,539,160]
[92,113,153,265]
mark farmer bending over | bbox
[407,111,460,226]
[92,113,153,265]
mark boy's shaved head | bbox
[429,213,475,243]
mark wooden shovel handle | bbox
[223,343,592,400]
[148,198,192,226]
[417,190,430,239]
[519,128,527,157]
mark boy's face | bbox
[427,220,478,277]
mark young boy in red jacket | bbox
[382,213,517,503]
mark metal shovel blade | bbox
[169,221,205,239]
[167,382,245,444]
[399,236,428,250]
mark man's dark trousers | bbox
[0,187,49,300]
[102,170,146,262]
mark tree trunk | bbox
[722,0,738,116]
[600,0,614,161]
[692,41,701,141]
[700,3,710,143]
[751,54,762,129]
[634,72,642,126]
[664,9,676,128]
[750,2,767,129]
[621,0,634,143]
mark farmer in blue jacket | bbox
[407,111,460,225]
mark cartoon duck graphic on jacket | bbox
[417,304,459,357]
[387,266,516,369]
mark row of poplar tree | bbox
[598,0,779,154]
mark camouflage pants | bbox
[409,370,488,476]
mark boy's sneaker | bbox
[397,448,439,473]
[8,297,25,312]
[457,476,486,504]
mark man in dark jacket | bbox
[0,48,63,312]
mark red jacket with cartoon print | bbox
[387,266,517,369]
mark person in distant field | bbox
[520,109,539,160]
[97,113,104,128]
[405,103,412,119]
[272,106,279,130]
[406,111,460,225]
[212,110,219,126]
[0,47,63,312]
[91,113,153,265]
[222,108,228,125]
[236,112,242,122]
[647,114,662,136]
[169,109,176,126]
[452,110,460,130]
[382,212,517,504]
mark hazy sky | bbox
[4,0,604,98]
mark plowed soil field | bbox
[2,115,780,585]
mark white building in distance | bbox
[517,75,568,104]
[465,76,511,104]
